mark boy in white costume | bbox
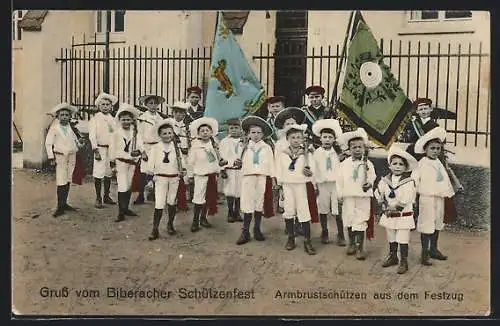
[312,119,345,246]
[134,94,165,204]
[273,107,306,234]
[375,145,418,274]
[45,103,86,217]
[109,104,143,222]
[275,123,319,255]
[146,118,186,240]
[412,127,455,265]
[188,117,227,232]
[236,116,275,245]
[219,118,245,223]
[336,128,376,260]
[88,92,119,208]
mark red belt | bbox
[388,212,413,218]
[117,158,137,165]
[155,173,179,178]
[97,144,109,148]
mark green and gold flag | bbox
[338,11,413,148]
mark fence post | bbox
[103,27,110,93]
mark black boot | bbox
[148,209,163,240]
[294,216,304,237]
[236,213,252,245]
[103,176,116,204]
[123,191,138,216]
[94,178,103,208]
[346,227,356,255]
[335,215,346,246]
[191,204,202,232]
[234,198,243,222]
[319,214,329,244]
[284,220,289,235]
[253,211,265,241]
[303,221,317,255]
[355,231,366,260]
[420,234,433,266]
[53,185,66,217]
[62,183,76,211]
[115,192,126,222]
[382,242,399,267]
[398,243,409,274]
[188,181,194,202]
[167,204,177,235]
[429,230,448,260]
[226,196,236,222]
[199,204,212,228]
[284,219,296,250]
[134,173,147,205]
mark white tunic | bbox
[313,147,340,183]
[108,126,143,162]
[45,120,79,159]
[275,149,316,185]
[146,142,181,176]
[241,140,274,177]
[137,110,163,144]
[336,156,376,198]
[412,157,455,198]
[188,139,221,176]
[219,136,244,168]
[88,112,116,149]
[375,174,416,230]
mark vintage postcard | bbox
[11,9,490,316]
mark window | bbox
[12,10,24,41]
[409,10,472,21]
[96,10,125,33]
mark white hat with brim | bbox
[189,117,219,137]
[48,102,78,116]
[139,94,166,105]
[283,123,308,136]
[241,116,273,137]
[115,103,140,121]
[312,119,343,138]
[337,128,369,148]
[414,126,447,154]
[170,101,190,111]
[95,92,118,106]
[154,118,177,137]
[387,145,418,172]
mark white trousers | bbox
[93,147,113,178]
[223,169,242,197]
[154,176,180,209]
[385,228,411,244]
[317,181,339,215]
[55,153,76,186]
[193,175,208,205]
[116,160,135,192]
[240,175,266,213]
[342,197,370,231]
[283,183,311,222]
[417,195,445,234]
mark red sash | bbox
[306,182,319,223]
[71,152,85,185]
[443,197,457,224]
[177,178,188,210]
[366,197,376,241]
[205,173,218,215]
[263,176,274,218]
[130,161,142,192]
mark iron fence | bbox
[56,38,490,147]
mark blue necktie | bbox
[388,185,396,198]
[252,148,263,167]
[206,149,216,163]
[352,163,363,181]
[60,125,68,136]
[163,151,170,163]
[326,156,332,171]
[123,138,131,152]
[288,156,298,171]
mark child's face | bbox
[308,92,323,107]
[119,114,134,129]
[416,105,433,119]
[320,132,335,148]
[248,126,264,142]
[268,102,284,116]
[424,140,442,159]
[228,125,242,137]
[287,131,304,148]
[159,126,174,143]
[145,98,159,112]
[389,156,407,176]
[173,110,186,121]
[57,110,71,125]
[283,118,296,129]
[188,93,201,106]
[349,139,365,159]
[198,125,213,141]
[98,99,113,114]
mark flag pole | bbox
[329,10,356,108]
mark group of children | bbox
[45,86,458,274]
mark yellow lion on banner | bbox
[212,59,234,98]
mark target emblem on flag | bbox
[359,62,383,89]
